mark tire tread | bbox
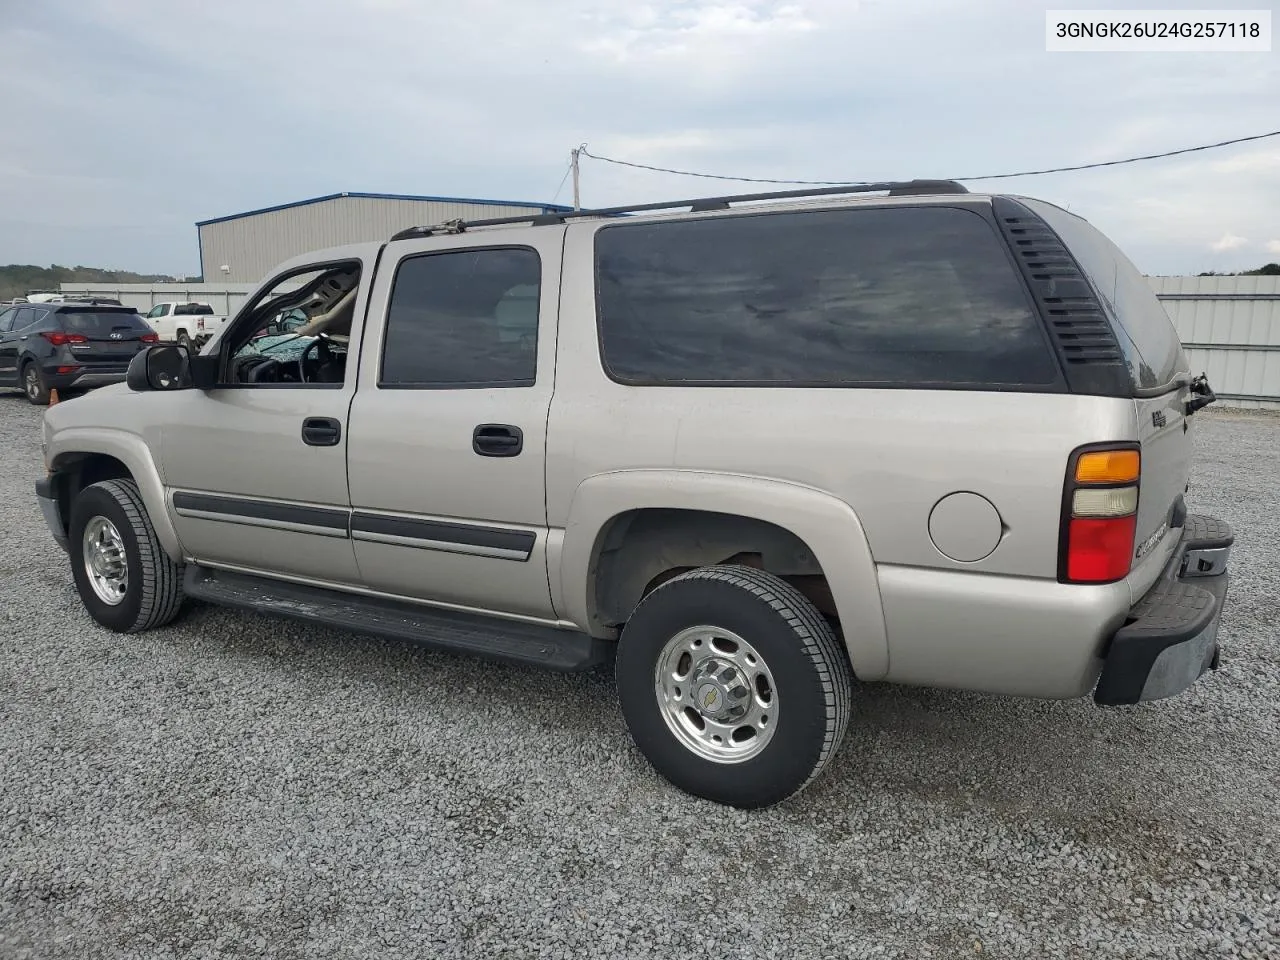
[641,564,854,798]
[87,479,184,632]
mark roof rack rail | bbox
[389,179,969,241]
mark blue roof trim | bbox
[196,192,575,227]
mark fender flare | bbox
[557,469,889,680]
[48,427,184,562]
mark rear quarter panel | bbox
[548,219,1141,683]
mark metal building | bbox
[197,192,572,283]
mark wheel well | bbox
[590,509,836,629]
[48,454,134,535]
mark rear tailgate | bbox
[1132,386,1193,574]
[59,309,156,362]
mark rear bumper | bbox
[43,363,129,391]
[1094,515,1233,706]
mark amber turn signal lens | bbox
[1075,449,1140,484]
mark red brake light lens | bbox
[140,333,159,343]
[1062,445,1140,584]
[1065,515,1137,582]
[41,332,88,346]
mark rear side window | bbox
[174,303,214,315]
[57,310,151,335]
[12,307,48,330]
[1023,200,1187,391]
[380,247,541,388]
[594,206,1060,387]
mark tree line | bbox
[0,264,181,301]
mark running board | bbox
[183,566,612,672]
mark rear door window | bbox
[594,205,1060,387]
[1022,200,1187,391]
[175,303,214,315]
[380,247,541,388]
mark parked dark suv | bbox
[0,302,158,405]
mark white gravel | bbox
[1,396,1277,959]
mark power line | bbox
[579,129,1280,186]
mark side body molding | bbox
[556,469,890,679]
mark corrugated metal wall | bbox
[199,196,549,282]
[57,283,261,316]
[1150,275,1280,409]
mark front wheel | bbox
[69,479,185,633]
[615,565,854,808]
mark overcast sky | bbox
[0,0,1275,277]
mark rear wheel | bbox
[69,479,185,633]
[615,565,854,808]
[22,362,49,405]
[176,330,192,349]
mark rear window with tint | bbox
[57,311,151,336]
[594,206,1060,387]
[174,303,214,315]
[1023,200,1187,391]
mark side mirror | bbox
[126,344,193,392]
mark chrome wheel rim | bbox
[654,625,777,764]
[82,516,129,606]
[25,368,39,399]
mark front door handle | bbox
[472,423,523,457]
[301,417,342,447]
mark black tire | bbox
[69,479,185,633]
[176,330,192,349]
[22,361,49,405]
[615,565,853,808]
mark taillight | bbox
[41,332,88,346]
[197,318,206,330]
[140,333,159,343]
[1061,445,1140,584]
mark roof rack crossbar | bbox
[389,179,969,240]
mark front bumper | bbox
[35,476,68,552]
[1095,514,1233,706]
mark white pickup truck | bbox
[143,302,228,348]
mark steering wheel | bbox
[300,335,337,383]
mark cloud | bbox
[1267,240,1280,255]
[1210,234,1250,252]
[0,0,1277,276]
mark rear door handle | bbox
[301,417,342,447]
[472,423,523,457]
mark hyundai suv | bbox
[0,301,158,404]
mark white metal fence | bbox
[58,283,260,317]
[1150,275,1280,410]
[60,275,1280,409]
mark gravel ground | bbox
[2,396,1277,960]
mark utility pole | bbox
[571,146,581,211]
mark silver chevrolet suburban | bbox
[36,181,1233,808]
